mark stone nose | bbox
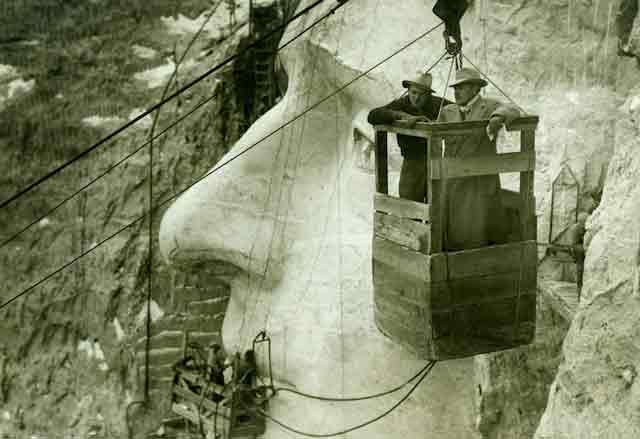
[159,102,296,281]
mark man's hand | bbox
[486,115,505,140]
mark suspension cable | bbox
[461,53,526,113]
[0,0,346,212]
[246,361,436,438]
[271,361,432,402]
[0,21,444,311]
[436,55,455,121]
[0,0,352,249]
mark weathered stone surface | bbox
[534,89,640,439]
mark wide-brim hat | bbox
[449,67,488,88]
[402,71,434,92]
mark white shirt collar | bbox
[459,93,481,113]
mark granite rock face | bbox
[534,87,640,439]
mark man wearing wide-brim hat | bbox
[436,67,521,251]
[367,71,452,202]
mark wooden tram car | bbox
[372,116,539,359]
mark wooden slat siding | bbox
[429,268,536,310]
[437,295,536,326]
[373,260,433,306]
[374,291,427,323]
[372,236,430,281]
[374,212,430,252]
[374,192,430,221]
[429,135,444,253]
[375,130,388,194]
[429,151,535,180]
[432,323,535,359]
[520,128,536,240]
[501,188,521,209]
[374,311,431,357]
[429,241,537,282]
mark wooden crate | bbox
[372,117,539,360]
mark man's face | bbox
[453,82,481,105]
[408,86,431,108]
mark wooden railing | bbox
[373,116,539,253]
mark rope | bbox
[0,22,445,311]
[461,53,526,114]
[0,0,351,249]
[246,361,436,438]
[0,0,343,212]
[271,361,432,402]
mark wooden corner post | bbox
[520,128,536,241]
[429,135,444,253]
[375,130,388,195]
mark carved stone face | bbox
[159,2,479,437]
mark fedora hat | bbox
[449,67,488,88]
[402,71,434,92]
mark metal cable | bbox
[271,361,432,402]
[0,21,444,311]
[0,0,342,211]
[461,53,526,113]
[246,361,436,438]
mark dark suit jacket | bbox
[367,95,452,159]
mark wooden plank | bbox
[171,403,231,435]
[375,130,388,194]
[174,366,225,395]
[436,294,536,327]
[374,290,427,324]
[430,151,535,179]
[374,192,430,221]
[430,241,537,281]
[432,322,536,359]
[501,189,521,209]
[429,136,444,253]
[506,115,540,132]
[373,260,430,306]
[372,236,430,282]
[375,124,430,139]
[374,310,430,357]
[374,116,539,137]
[520,128,536,240]
[374,212,430,252]
[173,385,231,416]
[429,268,537,310]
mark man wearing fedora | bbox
[367,71,452,202]
[437,67,521,251]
